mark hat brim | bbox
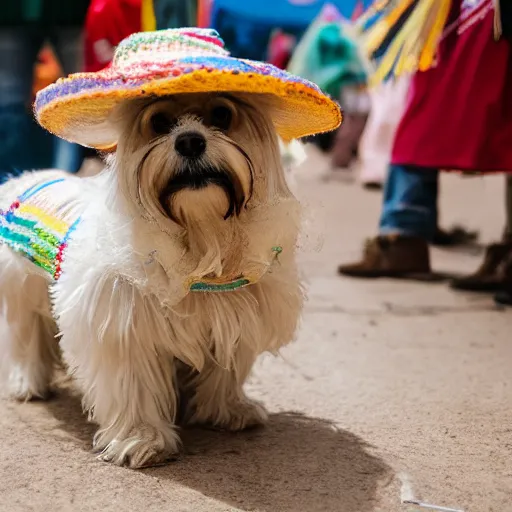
[34,56,342,149]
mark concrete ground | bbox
[0,153,511,512]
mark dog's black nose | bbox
[175,132,206,159]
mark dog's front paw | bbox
[7,365,51,402]
[94,425,181,469]
[190,397,268,431]
[223,399,268,431]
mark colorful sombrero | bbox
[35,28,342,149]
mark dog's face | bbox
[112,92,290,230]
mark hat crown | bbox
[113,28,229,67]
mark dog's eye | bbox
[151,112,175,135]
[210,105,233,131]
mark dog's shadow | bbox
[46,387,393,512]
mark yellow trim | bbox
[141,0,157,32]
[18,205,68,234]
[36,69,342,147]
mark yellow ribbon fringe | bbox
[141,0,156,32]
[360,0,453,84]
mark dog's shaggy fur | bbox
[0,93,303,468]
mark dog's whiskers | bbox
[225,138,255,208]
[135,137,168,221]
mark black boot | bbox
[494,252,512,305]
[494,286,512,306]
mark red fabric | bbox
[351,0,365,20]
[267,31,296,70]
[391,1,512,172]
[84,0,141,73]
[197,0,213,28]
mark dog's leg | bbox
[0,248,57,401]
[55,276,180,468]
[184,343,267,431]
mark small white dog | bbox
[0,29,341,468]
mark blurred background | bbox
[2,5,512,510]
[2,0,511,296]
[1,0,373,179]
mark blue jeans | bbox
[379,164,439,241]
[0,27,85,182]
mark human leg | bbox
[0,28,43,181]
[338,163,438,278]
[504,174,512,241]
[378,164,439,239]
[494,248,512,306]
[493,178,512,303]
[451,175,512,291]
[49,27,85,172]
[0,248,59,401]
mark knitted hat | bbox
[35,28,342,149]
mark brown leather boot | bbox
[450,242,512,291]
[337,235,432,278]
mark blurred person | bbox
[330,84,370,168]
[267,29,296,70]
[338,0,512,283]
[197,0,214,28]
[356,75,411,189]
[494,178,512,305]
[82,0,202,169]
[451,175,512,292]
[287,4,369,161]
[32,45,62,98]
[84,0,142,73]
[495,284,512,306]
[494,250,512,306]
[0,0,90,181]
[356,73,480,246]
[144,0,198,30]
[81,0,143,168]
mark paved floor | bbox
[0,155,510,512]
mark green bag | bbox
[288,12,367,99]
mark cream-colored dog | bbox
[0,92,304,468]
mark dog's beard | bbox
[129,130,254,232]
[159,163,246,226]
[163,162,252,278]
[129,135,253,278]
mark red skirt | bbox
[391,0,512,173]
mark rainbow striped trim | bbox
[0,177,284,292]
[0,180,80,280]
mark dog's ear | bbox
[239,93,287,136]
[102,97,153,148]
